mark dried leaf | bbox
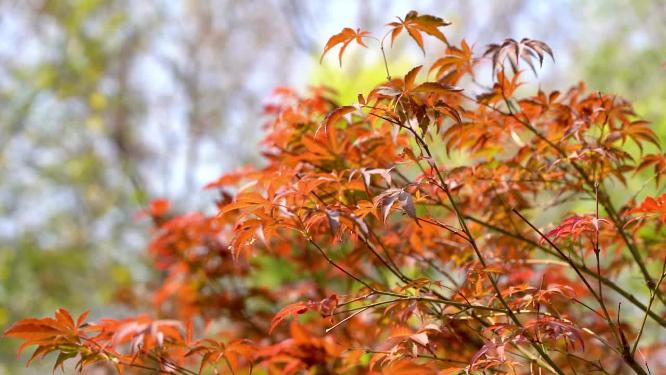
[320,105,356,135]
[388,11,451,53]
[321,27,371,66]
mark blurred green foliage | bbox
[581,0,665,139]
[0,1,148,372]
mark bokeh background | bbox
[0,0,664,373]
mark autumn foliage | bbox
[6,10,666,374]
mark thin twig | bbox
[631,257,666,355]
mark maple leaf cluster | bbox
[6,10,666,375]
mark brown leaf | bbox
[388,11,451,53]
[412,82,463,94]
[269,301,313,334]
[320,27,371,66]
[484,38,554,76]
[404,65,423,91]
[375,86,402,97]
[320,105,356,135]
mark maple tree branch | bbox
[462,90,660,304]
[416,216,471,243]
[593,183,609,328]
[337,292,376,308]
[307,237,377,293]
[421,181,666,333]
[493,90,661,304]
[371,108,568,373]
[460,90,666,305]
[354,348,467,365]
[465,213,666,328]
[589,183,625,347]
[379,41,392,81]
[512,208,612,305]
[78,335,198,375]
[148,353,199,375]
[512,208,653,374]
[631,257,666,355]
[560,351,612,374]
[309,189,412,285]
[405,251,461,289]
[398,114,566,375]
[332,296,505,316]
[326,295,505,334]
[326,305,368,333]
[363,230,412,283]
[512,345,561,375]
[310,188,453,318]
